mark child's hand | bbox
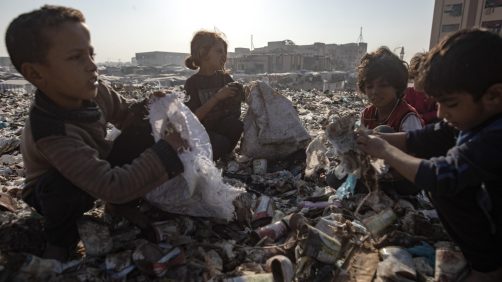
[215,84,239,101]
[356,131,389,159]
[163,123,189,153]
[150,90,172,99]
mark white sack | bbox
[240,81,311,160]
[145,94,244,221]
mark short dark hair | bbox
[5,5,85,73]
[422,28,502,100]
[357,46,408,98]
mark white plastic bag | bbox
[145,94,244,220]
[240,81,311,160]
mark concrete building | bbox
[0,79,34,94]
[0,57,13,70]
[430,0,502,48]
[227,40,367,74]
[135,51,189,67]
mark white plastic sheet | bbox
[145,94,244,221]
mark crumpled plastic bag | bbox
[304,133,329,178]
[240,81,311,160]
[145,94,244,221]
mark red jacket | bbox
[404,87,438,124]
[361,100,424,131]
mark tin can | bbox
[252,159,267,174]
[223,273,274,282]
[151,220,178,242]
[361,208,397,236]
[315,217,338,237]
[252,220,288,242]
[434,242,467,282]
[252,195,274,227]
[281,213,306,231]
[301,224,342,264]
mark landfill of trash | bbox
[0,83,467,282]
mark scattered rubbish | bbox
[377,246,416,280]
[0,192,17,212]
[361,207,397,236]
[266,255,294,282]
[252,195,274,228]
[105,250,135,279]
[0,83,461,281]
[252,159,268,175]
[132,241,183,277]
[434,241,467,282]
[77,218,113,256]
[252,220,288,242]
[223,273,274,282]
[299,224,342,264]
[333,173,357,200]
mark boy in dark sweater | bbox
[357,29,502,281]
[5,5,186,261]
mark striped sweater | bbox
[21,82,181,204]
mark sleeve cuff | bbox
[151,140,184,178]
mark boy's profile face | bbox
[31,21,98,109]
[364,78,398,108]
[436,92,488,131]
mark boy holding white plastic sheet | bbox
[6,5,186,261]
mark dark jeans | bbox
[206,117,243,160]
[23,116,155,248]
[428,187,502,272]
[24,170,95,248]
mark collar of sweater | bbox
[33,89,101,123]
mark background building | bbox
[0,57,13,70]
[135,51,188,67]
[227,40,367,74]
[430,0,502,48]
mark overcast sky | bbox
[0,0,435,63]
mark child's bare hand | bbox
[162,123,189,153]
[215,84,239,101]
[150,90,172,99]
[356,131,388,159]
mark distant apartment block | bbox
[135,51,189,67]
[0,57,13,68]
[227,40,367,74]
[430,0,502,48]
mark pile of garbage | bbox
[0,86,467,281]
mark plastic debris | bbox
[0,78,466,281]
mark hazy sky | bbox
[0,0,435,63]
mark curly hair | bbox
[185,30,228,70]
[408,52,426,80]
[357,46,409,98]
[5,5,85,73]
[421,28,502,101]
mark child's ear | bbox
[483,83,502,108]
[21,62,45,87]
